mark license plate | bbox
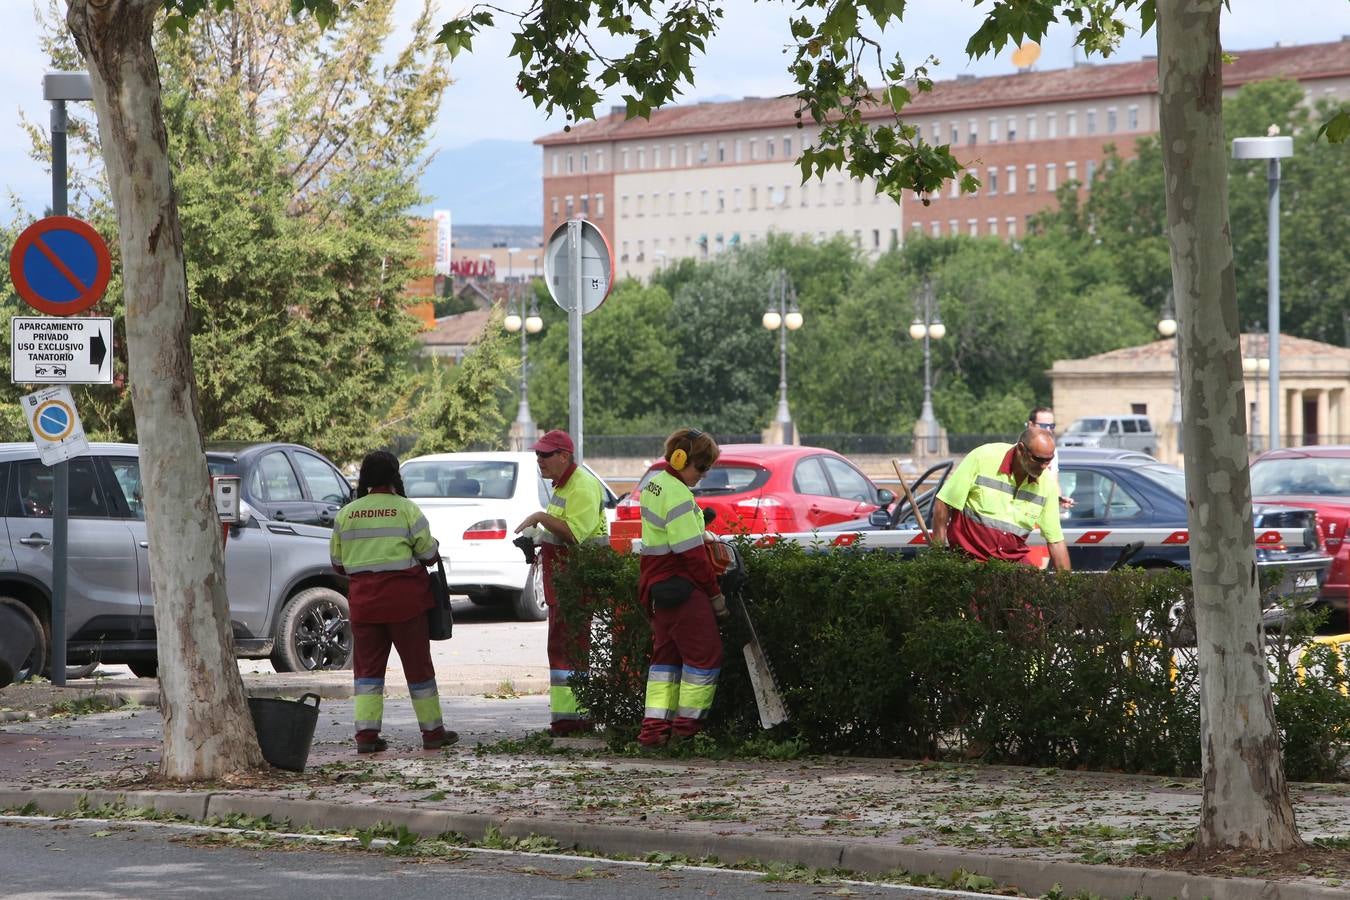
[1296,572,1317,588]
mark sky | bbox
[1,0,1347,222]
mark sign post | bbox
[542,219,613,462]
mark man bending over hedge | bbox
[931,427,1071,571]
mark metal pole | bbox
[49,99,69,686]
[568,220,584,462]
[1268,158,1281,450]
[917,282,939,454]
[774,277,793,444]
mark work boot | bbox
[356,737,388,754]
[422,729,459,750]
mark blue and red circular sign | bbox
[8,215,111,316]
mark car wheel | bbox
[128,660,159,679]
[0,597,46,685]
[272,587,352,672]
[512,563,547,622]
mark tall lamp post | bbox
[762,271,803,444]
[1156,295,1183,455]
[1233,129,1293,449]
[502,288,542,448]
[908,279,945,454]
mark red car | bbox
[1250,446,1350,627]
[615,444,895,536]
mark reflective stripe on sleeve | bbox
[340,557,420,574]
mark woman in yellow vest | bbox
[637,428,728,748]
[329,451,455,754]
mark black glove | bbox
[512,535,537,565]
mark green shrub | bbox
[551,542,1349,778]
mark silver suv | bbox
[0,443,351,680]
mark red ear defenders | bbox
[669,428,704,471]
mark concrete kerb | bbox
[0,786,1342,900]
[42,677,544,710]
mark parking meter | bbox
[212,475,241,546]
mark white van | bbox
[1058,414,1158,455]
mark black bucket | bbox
[248,693,321,772]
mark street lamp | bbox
[1157,295,1182,454]
[502,288,543,447]
[763,271,802,444]
[506,246,520,284]
[1233,128,1293,449]
[529,254,540,279]
[909,279,945,454]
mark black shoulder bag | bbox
[427,558,454,641]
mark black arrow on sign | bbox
[90,330,107,372]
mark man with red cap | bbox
[514,430,608,734]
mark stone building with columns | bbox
[1051,334,1350,465]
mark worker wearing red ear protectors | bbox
[637,427,727,748]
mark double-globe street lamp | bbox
[1233,128,1293,449]
[1156,295,1183,454]
[502,277,542,447]
[909,279,945,454]
[763,271,803,444]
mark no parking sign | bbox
[22,385,89,466]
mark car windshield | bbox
[402,461,518,499]
[1066,419,1107,434]
[1251,457,1350,497]
[633,463,768,496]
[1135,464,1188,499]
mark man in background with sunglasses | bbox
[1026,406,1074,510]
[514,430,608,735]
[932,426,1071,571]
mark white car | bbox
[401,451,620,621]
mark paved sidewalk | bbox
[1,692,1348,899]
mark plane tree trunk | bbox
[1156,0,1301,852]
[65,0,264,779]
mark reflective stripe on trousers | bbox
[550,668,588,723]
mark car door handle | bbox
[138,541,150,549]
[18,536,50,547]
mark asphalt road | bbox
[0,818,982,900]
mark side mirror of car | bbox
[702,507,716,527]
[235,501,258,528]
[868,508,892,529]
[875,488,896,505]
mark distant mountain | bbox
[417,139,540,226]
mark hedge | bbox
[552,542,1350,781]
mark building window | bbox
[800,184,809,207]
[668,143,676,166]
[1046,163,1057,191]
[596,194,605,217]
[717,141,726,162]
[1006,216,1017,238]
[621,241,629,262]
[622,148,630,170]
[968,118,978,145]
[853,229,862,248]
[890,228,898,249]
[749,138,758,161]
[580,194,589,216]
[581,152,589,173]
[565,195,574,217]
[1067,111,1078,136]
[988,168,998,195]
[1066,161,1077,183]
[551,154,559,176]
[734,139,743,163]
[1046,112,1057,139]
[636,239,644,262]
[950,124,959,145]
[784,136,792,156]
[653,146,661,168]
[1086,159,1097,184]
[988,217,998,236]
[636,193,644,216]
[988,116,998,142]
[668,191,675,215]
[552,196,559,217]
[1026,114,1037,141]
[749,186,758,209]
[699,141,709,163]
[931,121,940,142]
[949,174,959,198]
[733,187,741,210]
[637,148,645,169]
[1027,164,1037,193]
[700,190,708,212]
[1087,109,1098,134]
[717,189,725,211]
[595,151,605,172]
[854,180,863,204]
[872,228,881,249]
[948,218,958,234]
[1106,107,1117,133]
[967,218,978,236]
[1006,165,1017,194]
[818,182,828,206]
[930,221,940,236]
[835,180,845,205]
[685,143,693,166]
[684,190,692,213]
[1006,116,1016,142]
[1128,105,1139,130]
[566,153,574,173]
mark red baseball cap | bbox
[530,429,574,455]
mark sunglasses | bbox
[1020,444,1055,466]
[535,450,561,460]
[1033,422,1056,432]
